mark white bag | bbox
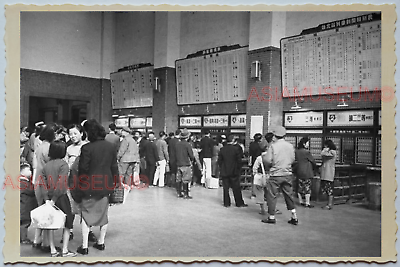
[206,177,219,189]
[253,160,268,187]
[30,202,66,229]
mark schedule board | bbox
[176,47,248,104]
[281,13,381,97]
[110,66,154,109]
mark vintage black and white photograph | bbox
[4,4,396,262]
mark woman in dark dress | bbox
[73,119,119,255]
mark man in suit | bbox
[218,134,247,208]
[167,129,180,187]
[143,132,160,186]
[199,129,215,186]
[117,126,140,187]
[105,123,120,153]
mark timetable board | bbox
[281,13,381,97]
[176,47,248,104]
[110,66,154,109]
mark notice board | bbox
[281,13,381,97]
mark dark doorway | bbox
[29,96,88,127]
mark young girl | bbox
[38,140,76,257]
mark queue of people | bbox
[19,121,337,257]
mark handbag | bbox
[109,184,125,204]
[253,159,268,187]
[30,202,66,229]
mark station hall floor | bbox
[21,184,381,259]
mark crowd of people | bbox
[19,120,337,257]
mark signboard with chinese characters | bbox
[327,110,374,126]
[180,116,202,127]
[203,115,229,127]
[284,112,323,127]
[281,13,381,97]
[115,117,129,128]
[129,117,146,128]
[230,114,246,127]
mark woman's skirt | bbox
[80,196,109,227]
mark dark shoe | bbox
[288,218,299,225]
[93,242,105,251]
[300,203,306,207]
[77,245,89,255]
[275,209,282,214]
[261,218,276,224]
[223,204,231,208]
[321,205,332,210]
[183,184,192,199]
[20,239,33,245]
[304,204,314,208]
[88,231,98,243]
[32,242,41,249]
[183,195,193,199]
[236,204,248,207]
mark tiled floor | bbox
[21,185,381,259]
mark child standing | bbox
[20,163,37,244]
[38,140,76,257]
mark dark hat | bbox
[271,126,286,137]
[121,126,131,133]
[180,128,190,138]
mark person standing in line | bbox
[175,129,195,199]
[167,129,180,188]
[320,139,337,210]
[293,137,317,208]
[153,131,169,187]
[105,123,121,154]
[199,129,214,186]
[249,133,263,199]
[262,126,298,225]
[189,136,202,186]
[211,136,222,179]
[218,135,248,208]
[74,119,119,255]
[144,132,160,186]
[117,126,140,188]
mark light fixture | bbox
[251,60,261,80]
[206,105,210,113]
[112,114,119,118]
[155,77,161,92]
[235,103,239,112]
[337,96,349,107]
[181,107,185,113]
[291,100,302,110]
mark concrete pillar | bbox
[154,12,181,68]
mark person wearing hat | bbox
[262,126,298,225]
[117,126,140,187]
[218,134,248,208]
[175,128,195,199]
